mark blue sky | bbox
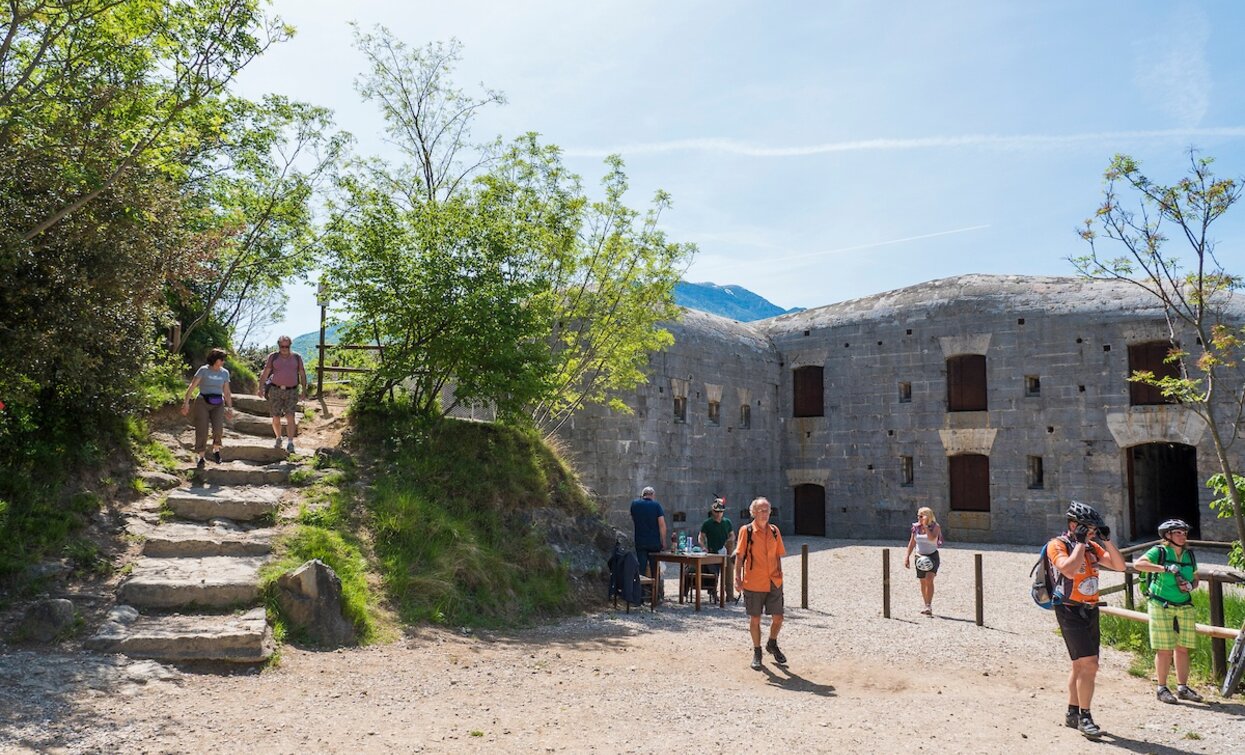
[235,0,1245,343]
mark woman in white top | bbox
[904,506,944,616]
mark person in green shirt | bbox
[699,498,736,600]
[1134,518,1203,705]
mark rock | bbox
[137,470,182,490]
[107,605,140,625]
[17,598,77,642]
[26,559,71,581]
[276,559,355,647]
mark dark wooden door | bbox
[793,366,824,417]
[947,354,987,411]
[794,484,826,536]
[949,454,990,511]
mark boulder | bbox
[137,470,182,490]
[276,559,355,647]
[17,598,76,642]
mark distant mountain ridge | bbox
[289,282,795,358]
[675,281,800,321]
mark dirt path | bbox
[3,541,1242,753]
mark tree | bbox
[1074,150,1245,561]
[324,30,692,425]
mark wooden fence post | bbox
[801,544,809,609]
[1210,578,1227,681]
[882,548,891,619]
[974,553,984,627]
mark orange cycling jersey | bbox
[1048,537,1107,605]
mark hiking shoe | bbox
[212,450,221,464]
[1177,685,1203,703]
[286,440,296,454]
[751,648,763,670]
[196,457,206,470]
[765,639,787,665]
[1078,714,1102,739]
[1156,686,1178,704]
[1064,709,1079,729]
[273,437,283,448]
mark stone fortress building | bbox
[556,275,1245,546]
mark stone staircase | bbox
[87,396,307,664]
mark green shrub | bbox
[354,405,593,628]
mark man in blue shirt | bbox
[630,486,667,596]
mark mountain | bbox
[674,281,800,321]
[289,283,796,356]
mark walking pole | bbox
[882,548,891,619]
[974,553,984,627]
[801,544,809,609]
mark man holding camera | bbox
[1048,501,1125,739]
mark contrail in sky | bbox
[765,225,992,262]
[564,127,1245,158]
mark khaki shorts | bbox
[265,385,301,417]
[743,582,784,617]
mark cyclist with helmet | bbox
[1048,501,1126,739]
[903,506,944,616]
[1135,519,1203,704]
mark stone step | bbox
[87,607,273,663]
[165,486,284,522]
[140,521,275,558]
[183,410,303,438]
[118,556,267,609]
[232,393,306,416]
[219,444,289,464]
[194,460,296,487]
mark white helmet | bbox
[915,555,934,572]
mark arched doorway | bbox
[793,484,826,536]
[1127,443,1200,539]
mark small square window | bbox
[672,511,687,523]
[673,396,687,423]
[739,403,751,429]
[1027,456,1044,489]
[708,400,721,425]
[898,382,912,403]
[1025,375,1041,397]
[900,456,914,487]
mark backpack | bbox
[1139,546,1197,600]
[1030,535,1072,609]
[607,541,644,606]
[737,522,780,572]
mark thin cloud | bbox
[563,128,1245,158]
[766,225,992,263]
[1136,4,1210,128]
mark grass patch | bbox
[353,404,594,628]
[1101,587,1245,687]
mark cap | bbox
[711,500,726,512]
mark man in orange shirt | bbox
[1049,501,1125,739]
[734,497,787,670]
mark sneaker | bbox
[750,648,763,670]
[1176,685,1203,703]
[196,457,206,470]
[212,450,221,464]
[765,639,787,665]
[273,437,283,449]
[920,606,933,616]
[1078,714,1102,739]
[1064,709,1079,729]
[286,440,296,454]
[1156,686,1178,704]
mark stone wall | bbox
[562,275,1245,546]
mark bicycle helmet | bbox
[915,555,934,572]
[1157,518,1191,538]
[1065,500,1105,528]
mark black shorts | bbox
[915,550,940,579]
[1055,603,1101,660]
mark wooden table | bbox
[649,552,729,611]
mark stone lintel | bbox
[938,428,998,456]
[1105,407,1207,448]
[938,334,992,357]
[785,468,830,487]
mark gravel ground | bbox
[2,538,1243,754]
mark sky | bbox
[233,0,1245,345]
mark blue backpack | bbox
[1030,536,1072,609]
